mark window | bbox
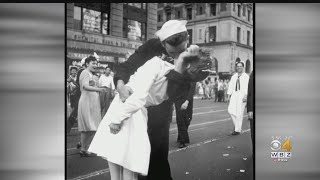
[166,12,171,20]
[199,6,203,15]
[187,29,193,44]
[199,29,202,40]
[209,26,216,42]
[243,5,246,16]
[210,4,216,16]
[237,27,241,43]
[233,3,236,12]
[73,3,110,35]
[83,8,101,33]
[177,11,181,19]
[248,10,251,21]
[102,13,109,35]
[187,8,192,20]
[142,3,147,9]
[220,3,227,12]
[73,6,81,30]
[126,3,147,9]
[128,3,141,8]
[238,4,241,17]
[247,31,250,45]
[123,18,146,41]
[158,14,162,22]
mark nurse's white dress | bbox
[88,57,174,176]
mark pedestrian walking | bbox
[175,82,196,148]
[77,56,106,157]
[227,61,249,135]
[204,80,210,100]
[214,78,219,102]
[224,79,229,102]
[218,79,224,102]
[208,77,214,99]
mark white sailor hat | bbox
[155,20,188,42]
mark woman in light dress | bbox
[88,47,212,180]
[77,56,106,157]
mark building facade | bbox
[66,3,157,70]
[157,3,253,78]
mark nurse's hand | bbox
[109,123,121,134]
[117,80,133,102]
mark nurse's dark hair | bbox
[183,48,213,82]
[162,31,188,46]
[85,56,97,65]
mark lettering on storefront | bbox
[68,30,142,50]
[67,52,115,62]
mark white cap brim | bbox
[156,20,188,41]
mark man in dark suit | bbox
[114,20,194,180]
[247,70,254,155]
[174,82,196,148]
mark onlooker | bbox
[175,82,196,148]
[67,67,77,105]
[99,67,116,117]
[204,80,210,100]
[218,79,224,102]
[77,56,105,157]
[208,77,214,99]
[227,61,250,135]
[224,80,229,102]
[214,78,219,102]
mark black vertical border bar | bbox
[64,2,67,180]
[253,2,256,180]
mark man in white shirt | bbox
[227,61,249,135]
[99,67,115,91]
[99,67,115,117]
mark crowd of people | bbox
[66,19,253,180]
[195,77,229,102]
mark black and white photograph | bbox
[66,3,254,180]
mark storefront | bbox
[66,29,143,71]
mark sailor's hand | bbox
[181,100,189,110]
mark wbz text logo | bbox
[270,136,292,162]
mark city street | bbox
[67,99,253,180]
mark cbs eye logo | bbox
[270,139,291,152]
[270,140,282,151]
